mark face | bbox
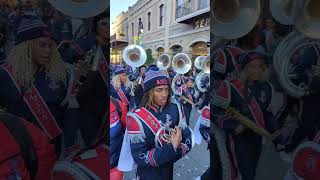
[119,73,127,83]
[246,59,267,82]
[152,85,169,107]
[32,37,53,66]
[187,80,193,88]
[97,18,109,39]
[265,19,274,29]
[140,67,146,75]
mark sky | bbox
[110,0,138,32]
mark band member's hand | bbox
[170,127,182,150]
[162,133,171,144]
[235,125,245,135]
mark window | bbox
[159,4,164,26]
[131,22,134,37]
[138,18,142,32]
[199,0,208,10]
[147,12,151,31]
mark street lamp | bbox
[137,21,144,45]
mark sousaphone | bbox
[157,54,171,70]
[211,0,261,39]
[48,0,108,18]
[123,45,147,68]
[293,0,320,39]
[270,0,295,25]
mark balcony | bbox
[110,33,129,49]
[110,33,129,43]
[176,0,210,23]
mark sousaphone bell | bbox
[201,56,210,74]
[194,56,205,70]
[196,71,210,93]
[48,0,108,18]
[157,54,171,70]
[123,45,147,68]
[172,53,192,75]
[211,0,261,39]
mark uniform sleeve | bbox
[174,125,193,160]
[173,104,193,160]
[199,107,210,143]
[212,81,240,134]
[117,99,128,128]
[127,115,178,168]
[60,34,97,63]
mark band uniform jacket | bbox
[127,103,193,180]
[110,98,128,169]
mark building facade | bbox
[110,0,210,64]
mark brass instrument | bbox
[157,54,171,70]
[211,0,261,39]
[122,45,147,96]
[48,0,108,18]
[194,56,205,70]
[123,45,147,68]
[195,71,210,93]
[172,53,192,75]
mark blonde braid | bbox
[7,39,67,89]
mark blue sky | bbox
[110,0,138,28]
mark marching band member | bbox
[59,11,109,148]
[211,48,286,180]
[133,65,147,108]
[0,15,75,157]
[110,65,132,108]
[110,97,128,180]
[175,75,196,126]
[120,70,193,180]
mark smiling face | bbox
[31,37,53,66]
[152,85,169,107]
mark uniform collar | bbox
[147,104,164,113]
